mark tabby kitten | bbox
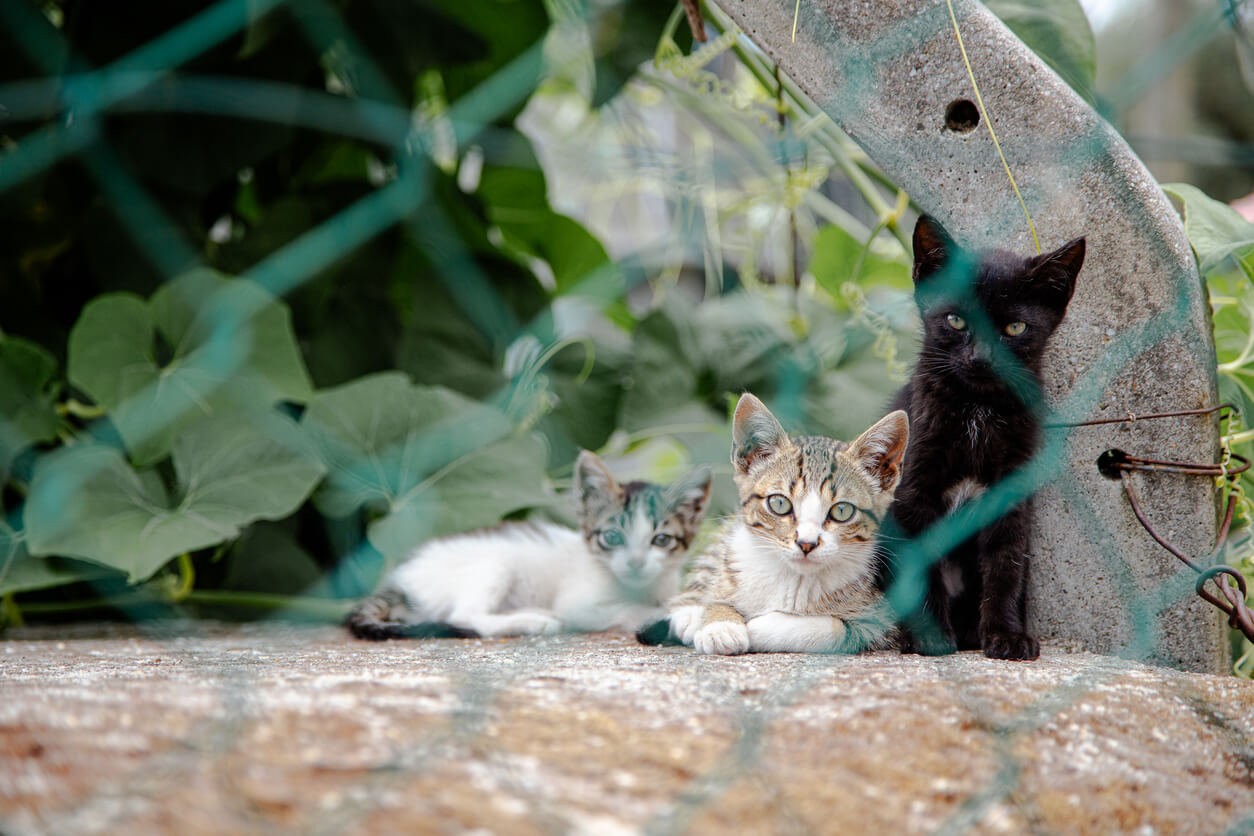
[346,450,711,640]
[885,215,1084,660]
[649,393,908,655]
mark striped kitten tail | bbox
[836,599,900,653]
[344,593,480,641]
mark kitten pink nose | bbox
[627,556,645,569]
[797,539,818,555]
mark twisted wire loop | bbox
[1078,403,1254,641]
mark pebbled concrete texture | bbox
[2,624,1254,835]
[713,0,1227,672]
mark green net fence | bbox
[2,0,1254,832]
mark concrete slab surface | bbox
[2,623,1253,835]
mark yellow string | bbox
[792,0,800,43]
[944,0,1040,254]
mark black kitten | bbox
[884,215,1085,660]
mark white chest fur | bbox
[724,524,870,618]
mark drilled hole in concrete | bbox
[945,99,979,132]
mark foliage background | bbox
[0,0,1252,671]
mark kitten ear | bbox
[1027,237,1085,304]
[574,450,621,522]
[667,465,713,538]
[847,410,910,493]
[912,215,957,283]
[732,393,789,474]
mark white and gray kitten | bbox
[346,451,712,640]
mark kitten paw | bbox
[694,621,750,655]
[635,620,680,646]
[668,605,705,646]
[982,631,1040,661]
[900,628,957,656]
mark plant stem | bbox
[658,2,685,48]
[703,0,912,252]
[15,590,354,622]
[184,591,354,620]
[802,191,872,240]
[56,399,106,419]
[169,553,194,603]
[1,593,24,628]
[17,592,166,614]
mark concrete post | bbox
[713,0,1227,671]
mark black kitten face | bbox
[911,216,1084,396]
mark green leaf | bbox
[986,0,1097,104]
[220,522,323,596]
[476,136,613,295]
[588,0,694,107]
[24,410,326,583]
[366,433,549,561]
[693,294,793,393]
[0,335,60,481]
[1163,183,1254,276]
[0,520,109,596]
[808,224,912,305]
[541,336,629,459]
[806,344,909,441]
[423,0,549,104]
[68,269,314,466]
[1211,280,1254,366]
[300,372,549,562]
[619,302,703,432]
[292,141,376,187]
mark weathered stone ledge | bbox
[2,623,1252,834]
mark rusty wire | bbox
[1046,403,1238,428]
[1072,403,1254,641]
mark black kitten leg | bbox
[636,619,682,646]
[901,562,959,655]
[976,504,1039,660]
[883,504,958,656]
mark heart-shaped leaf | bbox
[68,269,313,466]
[0,518,109,596]
[24,410,326,583]
[1163,183,1254,276]
[986,0,1097,104]
[300,372,549,562]
[0,335,60,482]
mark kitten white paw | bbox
[694,620,750,655]
[669,606,705,645]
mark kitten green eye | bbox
[766,494,792,515]
[651,533,674,548]
[829,501,856,523]
[946,313,966,331]
[1004,321,1027,336]
[598,529,624,549]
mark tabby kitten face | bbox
[575,451,712,588]
[912,215,1084,395]
[731,394,909,576]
